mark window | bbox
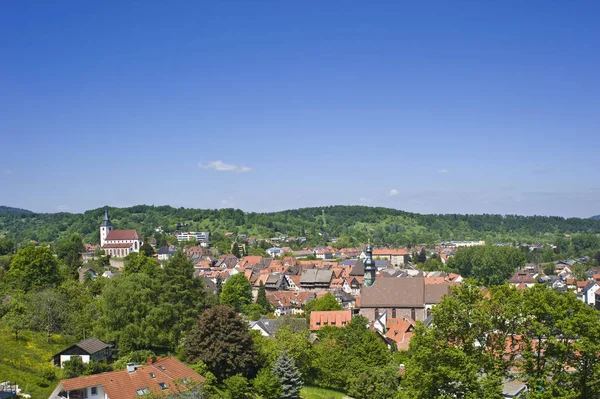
[392,308,397,318]
[149,372,156,378]
[136,388,150,395]
[411,308,416,320]
[91,387,98,395]
[158,382,168,390]
[158,365,166,371]
[374,308,379,320]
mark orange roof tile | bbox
[310,310,352,331]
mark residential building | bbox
[49,357,204,399]
[300,269,333,290]
[176,232,210,246]
[52,338,113,368]
[310,310,352,331]
[100,211,143,258]
[249,317,307,337]
[266,247,285,258]
[157,246,177,261]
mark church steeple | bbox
[364,243,376,287]
[99,209,113,247]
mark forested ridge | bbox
[1,205,600,247]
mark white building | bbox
[176,231,210,247]
[100,211,143,258]
[266,247,285,258]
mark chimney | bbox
[126,363,136,373]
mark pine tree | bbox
[418,248,427,263]
[272,348,303,399]
[232,242,241,258]
[256,281,271,313]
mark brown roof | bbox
[59,357,204,399]
[508,270,536,284]
[373,248,408,256]
[105,230,140,241]
[385,318,415,350]
[424,283,450,304]
[310,310,352,331]
[361,277,426,308]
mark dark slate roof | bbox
[61,338,111,355]
[157,246,177,255]
[350,259,365,276]
[300,269,333,284]
[251,317,307,336]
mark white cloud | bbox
[438,169,448,174]
[220,198,235,207]
[2,169,12,175]
[56,205,70,211]
[198,160,251,173]
[388,189,399,197]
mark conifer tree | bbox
[256,281,272,313]
[231,242,241,258]
[272,348,303,399]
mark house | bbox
[48,357,204,399]
[360,277,449,322]
[383,317,415,350]
[578,280,599,306]
[508,270,536,288]
[156,246,177,261]
[100,211,143,258]
[300,269,333,290]
[310,310,352,331]
[266,247,285,258]
[264,273,288,290]
[502,379,528,398]
[249,317,307,337]
[293,250,315,259]
[315,247,332,260]
[368,248,409,267]
[52,338,113,368]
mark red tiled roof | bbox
[59,357,204,399]
[385,318,415,350]
[310,310,352,331]
[105,230,140,241]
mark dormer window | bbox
[158,382,168,390]
[149,372,156,378]
[136,388,150,395]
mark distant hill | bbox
[592,215,600,220]
[1,204,600,247]
[0,206,33,214]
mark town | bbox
[1,208,600,399]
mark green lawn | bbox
[301,385,348,399]
[0,322,75,399]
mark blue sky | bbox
[1,1,599,217]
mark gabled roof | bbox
[105,230,140,241]
[102,242,134,249]
[350,259,364,276]
[57,357,203,399]
[300,269,333,285]
[362,277,430,308]
[54,338,111,358]
[310,310,352,330]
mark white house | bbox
[266,247,284,258]
[176,232,210,246]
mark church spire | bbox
[364,243,376,287]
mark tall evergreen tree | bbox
[256,281,271,313]
[140,240,155,256]
[160,250,206,349]
[231,242,241,258]
[272,348,303,399]
[418,248,427,263]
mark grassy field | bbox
[0,322,74,399]
[301,385,348,399]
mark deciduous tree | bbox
[220,274,253,312]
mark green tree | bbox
[256,281,272,314]
[123,252,161,277]
[253,367,282,399]
[220,274,253,312]
[160,250,206,349]
[62,356,86,378]
[272,348,303,399]
[418,248,427,263]
[55,233,85,279]
[29,288,72,342]
[184,306,257,381]
[347,366,399,399]
[231,242,241,258]
[0,237,16,255]
[448,246,526,286]
[224,374,251,399]
[5,246,61,292]
[1,294,29,341]
[140,241,155,256]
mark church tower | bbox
[99,209,113,247]
[364,243,376,287]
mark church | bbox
[100,210,143,258]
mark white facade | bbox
[177,232,210,246]
[49,384,104,399]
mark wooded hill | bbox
[1,205,600,248]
